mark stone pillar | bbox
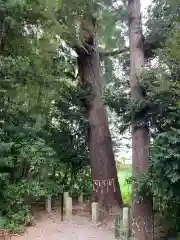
[123,207,130,229]
[92,202,99,224]
[63,192,69,210]
[123,207,130,240]
[45,196,52,213]
[78,194,83,204]
[66,197,72,218]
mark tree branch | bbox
[99,47,129,58]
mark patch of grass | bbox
[118,165,132,206]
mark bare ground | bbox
[12,204,116,240]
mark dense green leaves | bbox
[0,0,92,232]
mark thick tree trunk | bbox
[77,17,123,217]
[128,0,154,239]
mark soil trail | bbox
[12,207,116,240]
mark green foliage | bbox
[140,16,180,233]
[0,0,91,233]
[117,165,132,206]
[0,58,89,231]
[69,168,92,198]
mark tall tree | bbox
[128,0,154,239]
[56,0,126,213]
[77,15,123,215]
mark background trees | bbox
[0,0,90,231]
[1,0,180,238]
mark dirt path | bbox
[12,209,116,240]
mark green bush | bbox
[69,168,92,199]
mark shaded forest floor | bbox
[12,204,116,240]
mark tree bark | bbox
[128,0,154,239]
[77,16,123,217]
